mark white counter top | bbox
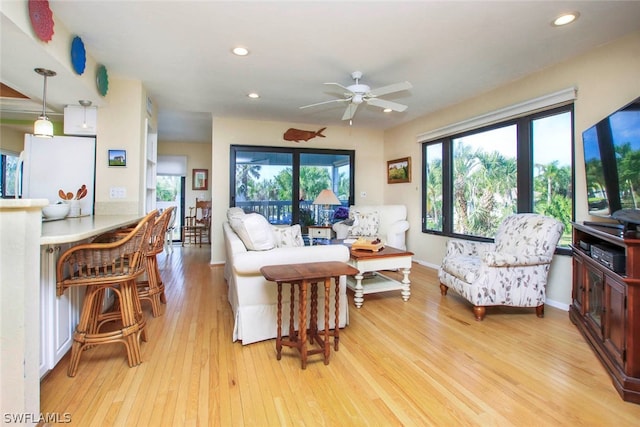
[41,214,144,245]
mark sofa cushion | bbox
[350,210,380,237]
[229,213,276,251]
[272,224,304,248]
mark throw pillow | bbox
[272,224,304,248]
[350,210,380,237]
[227,207,245,221]
[229,213,276,251]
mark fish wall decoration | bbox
[283,127,326,142]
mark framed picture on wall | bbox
[192,168,208,190]
[387,157,411,184]
[108,149,127,167]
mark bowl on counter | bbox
[42,203,70,220]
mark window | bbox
[230,146,354,226]
[1,151,19,198]
[423,104,573,251]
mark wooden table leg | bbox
[333,275,340,351]
[289,284,296,342]
[309,282,318,345]
[299,280,308,369]
[323,277,330,364]
[276,282,282,360]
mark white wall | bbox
[384,30,640,308]
[211,118,385,263]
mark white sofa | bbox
[332,205,410,250]
[223,209,351,345]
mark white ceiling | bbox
[2,1,640,142]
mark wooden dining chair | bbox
[182,199,211,247]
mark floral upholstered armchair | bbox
[438,213,564,321]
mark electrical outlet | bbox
[109,187,126,199]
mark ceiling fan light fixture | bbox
[552,12,579,26]
[232,46,249,56]
[33,67,56,138]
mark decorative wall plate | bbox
[96,64,109,96]
[28,0,55,42]
[70,36,86,75]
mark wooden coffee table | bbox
[260,261,358,369]
[347,245,414,308]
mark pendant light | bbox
[78,100,92,129]
[34,67,56,138]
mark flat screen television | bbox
[582,96,640,228]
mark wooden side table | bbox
[260,261,359,369]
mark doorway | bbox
[156,175,185,242]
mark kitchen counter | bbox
[41,214,144,245]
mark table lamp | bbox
[312,189,341,226]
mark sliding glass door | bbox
[230,146,354,226]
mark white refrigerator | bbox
[17,134,96,216]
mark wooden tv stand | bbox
[570,222,640,404]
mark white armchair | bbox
[438,213,564,321]
[332,205,410,250]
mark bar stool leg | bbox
[68,285,101,377]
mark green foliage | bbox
[388,166,408,180]
[299,166,332,201]
[426,141,573,245]
[156,176,179,202]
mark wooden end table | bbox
[348,245,414,308]
[260,261,358,369]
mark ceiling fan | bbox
[300,71,412,122]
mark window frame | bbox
[421,103,574,255]
[1,151,20,199]
[229,145,355,225]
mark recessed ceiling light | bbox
[383,108,392,113]
[552,12,579,26]
[232,47,249,56]
[247,92,259,99]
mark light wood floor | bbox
[40,246,640,426]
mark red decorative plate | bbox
[29,0,55,42]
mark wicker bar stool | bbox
[137,207,174,316]
[56,211,156,377]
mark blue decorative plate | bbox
[70,36,86,75]
[96,64,109,96]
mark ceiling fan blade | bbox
[342,103,358,120]
[368,81,412,97]
[366,97,408,112]
[299,98,348,109]
[324,82,355,94]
